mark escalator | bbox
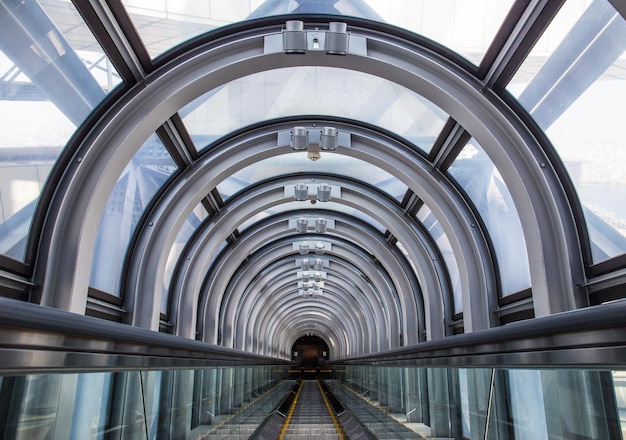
[280,380,344,439]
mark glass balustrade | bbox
[1,364,624,439]
[0,366,291,440]
[332,365,626,440]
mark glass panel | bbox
[508,369,549,439]
[0,0,121,260]
[0,366,290,440]
[120,0,265,58]
[366,0,515,65]
[614,371,626,437]
[71,372,113,439]
[2,366,622,439]
[458,369,471,438]
[0,373,113,440]
[334,366,622,440]
[417,205,462,313]
[448,140,531,295]
[90,135,177,296]
[395,241,425,306]
[217,152,408,202]
[161,204,209,314]
[182,67,446,154]
[507,0,626,263]
[121,0,513,64]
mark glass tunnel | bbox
[1,0,626,438]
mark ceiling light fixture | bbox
[315,218,327,233]
[296,217,308,233]
[314,258,323,271]
[320,127,338,150]
[291,126,308,150]
[317,183,331,202]
[326,22,349,55]
[283,20,306,54]
[294,183,308,201]
[299,242,310,255]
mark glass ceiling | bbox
[162,203,209,313]
[90,135,178,296]
[182,67,446,154]
[448,140,530,296]
[508,0,626,264]
[416,205,462,314]
[0,0,120,261]
[121,0,514,65]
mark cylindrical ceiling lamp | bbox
[315,218,327,233]
[296,217,308,233]
[317,183,331,202]
[291,126,308,150]
[283,20,306,54]
[320,127,338,150]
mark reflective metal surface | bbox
[3,295,626,373]
[333,300,626,368]
[0,297,288,374]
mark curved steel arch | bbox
[249,289,353,358]
[281,320,344,360]
[234,270,377,356]
[196,232,401,344]
[245,285,368,358]
[260,295,361,358]
[198,215,406,349]
[37,19,583,347]
[140,122,490,341]
[222,250,384,353]
[282,326,337,360]
[280,320,344,361]
[126,121,492,341]
[215,232,396,355]
[199,177,438,344]
[234,223,410,358]
[230,258,391,349]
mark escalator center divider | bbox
[318,377,346,415]
[277,379,302,416]
[249,379,302,440]
[316,379,348,439]
[277,379,304,439]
